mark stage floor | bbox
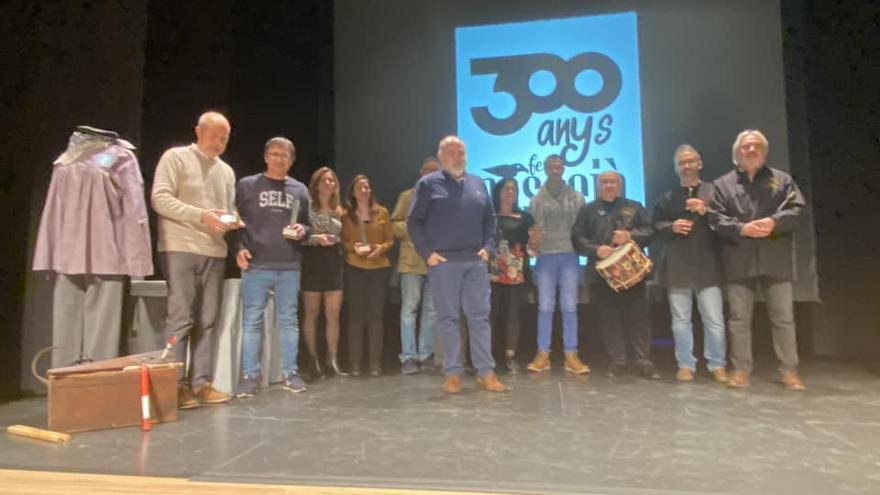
[2,358,879,495]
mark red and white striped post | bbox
[140,364,151,432]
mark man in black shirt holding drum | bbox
[572,171,659,379]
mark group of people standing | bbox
[152,111,807,410]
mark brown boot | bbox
[710,368,729,384]
[780,369,806,391]
[193,382,231,404]
[443,375,462,394]
[177,385,199,410]
[676,367,695,382]
[476,371,508,392]
[726,370,751,389]
[527,351,551,372]
[564,351,590,374]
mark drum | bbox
[595,241,652,292]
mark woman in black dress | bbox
[301,166,346,378]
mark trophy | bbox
[354,218,371,255]
[219,183,237,224]
[282,199,301,239]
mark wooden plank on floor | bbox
[0,469,530,495]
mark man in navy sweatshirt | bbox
[407,136,506,393]
[234,137,311,397]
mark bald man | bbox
[571,171,659,380]
[407,136,506,393]
[152,111,242,408]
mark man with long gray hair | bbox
[710,129,807,390]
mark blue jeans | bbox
[668,285,726,371]
[428,260,495,377]
[534,253,580,352]
[399,273,435,363]
[241,269,301,378]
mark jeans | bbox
[241,269,301,378]
[534,253,580,352]
[668,286,726,371]
[727,278,798,373]
[428,260,495,377]
[399,273,435,363]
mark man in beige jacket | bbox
[391,157,439,374]
[151,111,242,408]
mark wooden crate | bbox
[47,352,182,433]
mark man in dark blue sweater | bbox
[407,136,506,393]
[234,137,311,397]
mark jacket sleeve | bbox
[771,175,806,234]
[378,208,395,254]
[115,152,154,277]
[630,202,654,247]
[571,206,599,257]
[652,193,676,242]
[407,179,433,260]
[481,181,497,254]
[150,149,205,224]
[709,178,745,241]
[390,190,411,241]
[235,179,249,252]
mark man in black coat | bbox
[710,129,806,390]
[653,144,727,384]
[572,171,659,380]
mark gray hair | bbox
[673,144,701,164]
[196,111,229,129]
[264,136,296,156]
[731,129,769,165]
[437,135,463,154]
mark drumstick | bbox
[160,335,177,361]
[7,425,71,443]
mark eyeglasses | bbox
[267,152,292,159]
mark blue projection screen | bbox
[456,13,644,207]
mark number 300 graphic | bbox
[470,52,622,136]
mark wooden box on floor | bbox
[47,352,182,433]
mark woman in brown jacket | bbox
[341,174,393,376]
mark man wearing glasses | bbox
[653,145,727,383]
[234,137,311,397]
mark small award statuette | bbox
[354,217,371,255]
[282,199,301,239]
[220,183,237,224]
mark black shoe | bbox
[305,357,324,381]
[605,363,625,378]
[639,364,661,380]
[401,359,420,375]
[370,364,382,377]
[419,358,437,374]
[326,358,347,377]
[506,356,521,375]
